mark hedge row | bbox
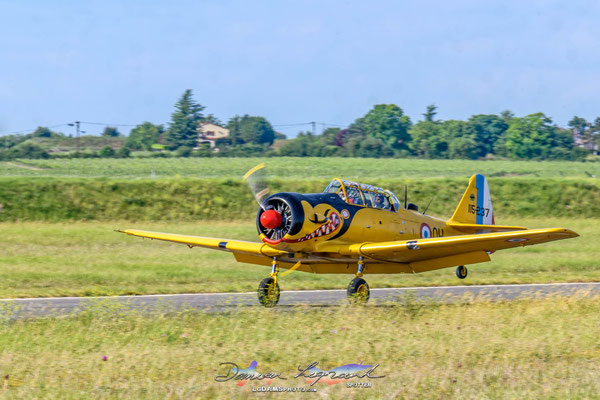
[0,177,598,221]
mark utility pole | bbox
[68,121,82,152]
[311,121,316,136]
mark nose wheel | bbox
[258,257,281,307]
[258,277,280,307]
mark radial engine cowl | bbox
[256,195,304,243]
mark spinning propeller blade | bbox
[243,163,270,210]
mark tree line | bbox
[1,89,598,160]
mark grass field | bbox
[2,157,600,179]
[0,217,595,298]
[1,296,599,398]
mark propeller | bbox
[243,162,270,210]
[243,163,293,241]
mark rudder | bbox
[449,174,494,225]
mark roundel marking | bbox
[506,238,529,243]
[420,223,432,238]
[341,209,350,219]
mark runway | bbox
[1,282,599,318]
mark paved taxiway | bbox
[1,282,599,318]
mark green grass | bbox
[0,217,594,298]
[1,297,600,398]
[1,177,599,221]
[1,157,600,179]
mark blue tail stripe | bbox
[476,174,484,224]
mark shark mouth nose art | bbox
[286,212,341,243]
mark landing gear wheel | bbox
[456,265,468,279]
[258,277,280,307]
[347,277,370,305]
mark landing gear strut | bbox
[456,265,468,279]
[347,257,370,304]
[258,257,281,307]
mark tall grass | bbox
[0,177,598,221]
[0,296,599,398]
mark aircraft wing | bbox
[118,229,288,257]
[337,228,578,272]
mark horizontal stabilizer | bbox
[447,223,526,234]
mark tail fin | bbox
[449,174,494,225]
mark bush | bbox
[98,146,115,157]
[176,146,193,157]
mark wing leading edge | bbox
[118,229,287,257]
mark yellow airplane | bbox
[120,166,578,307]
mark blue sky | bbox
[1,0,598,137]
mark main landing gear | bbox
[257,257,372,307]
[347,257,370,305]
[456,265,468,279]
[258,257,281,307]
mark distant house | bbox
[572,129,599,155]
[197,122,229,149]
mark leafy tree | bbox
[175,146,193,157]
[126,122,165,150]
[226,115,242,146]
[102,126,120,137]
[495,113,575,159]
[0,134,30,149]
[356,136,394,158]
[468,114,508,157]
[1,142,49,159]
[593,117,600,151]
[167,89,205,149]
[352,104,412,149]
[225,115,275,145]
[568,116,588,135]
[274,131,287,140]
[319,127,341,146]
[408,121,443,158]
[568,116,596,153]
[116,147,130,158]
[423,104,438,122]
[441,120,480,159]
[98,146,115,157]
[32,126,63,138]
[204,114,223,126]
[500,110,515,123]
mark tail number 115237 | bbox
[468,204,490,217]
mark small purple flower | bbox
[102,355,108,361]
[4,374,8,380]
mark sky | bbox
[1,0,599,137]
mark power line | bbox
[1,123,72,135]
[0,121,142,136]
[79,121,139,127]
[272,121,345,128]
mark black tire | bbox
[258,277,280,307]
[347,277,370,304]
[456,265,468,279]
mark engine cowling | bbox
[256,194,304,244]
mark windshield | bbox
[324,178,399,211]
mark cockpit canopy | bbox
[323,178,402,211]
